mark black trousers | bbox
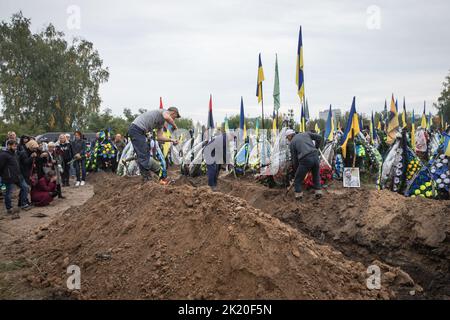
[62,161,71,185]
[294,153,321,193]
[207,164,221,187]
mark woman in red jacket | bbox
[31,170,57,207]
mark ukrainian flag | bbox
[272,111,277,137]
[387,94,399,145]
[411,110,416,148]
[324,105,334,142]
[296,26,305,103]
[443,132,450,156]
[299,104,306,132]
[340,97,360,158]
[315,123,320,134]
[239,97,246,140]
[256,54,265,104]
[401,97,407,128]
[421,102,427,128]
[371,111,378,144]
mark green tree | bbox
[175,118,193,129]
[434,70,450,127]
[86,108,128,135]
[0,12,109,132]
[122,108,138,123]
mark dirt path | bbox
[0,182,94,243]
[0,180,94,299]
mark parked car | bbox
[35,132,98,143]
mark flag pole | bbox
[261,83,265,131]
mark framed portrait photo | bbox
[343,167,360,188]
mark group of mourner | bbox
[2,105,450,219]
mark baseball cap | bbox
[285,129,296,137]
[167,107,181,118]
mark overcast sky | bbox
[1,0,449,124]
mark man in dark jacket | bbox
[71,131,87,186]
[286,129,323,200]
[4,131,19,149]
[204,130,228,191]
[0,140,21,217]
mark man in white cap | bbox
[286,128,323,200]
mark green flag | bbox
[273,54,280,112]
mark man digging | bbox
[286,129,323,201]
[127,107,180,182]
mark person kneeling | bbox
[31,170,58,207]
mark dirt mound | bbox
[193,176,450,299]
[12,174,419,300]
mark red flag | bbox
[159,97,163,109]
[208,94,214,129]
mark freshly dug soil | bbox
[8,174,421,299]
[182,175,450,299]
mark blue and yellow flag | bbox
[296,26,305,103]
[401,97,407,128]
[411,110,416,148]
[421,102,427,128]
[387,94,399,144]
[256,54,265,104]
[324,105,334,142]
[340,97,360,158]
[299,104,306,132]
[272,111,277,137]
[442,132,450,156]
[371,111,378,144]
[255,118,259,139]
[315,123,320,134]
[239,96,246,139]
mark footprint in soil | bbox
[31,213,48,218]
